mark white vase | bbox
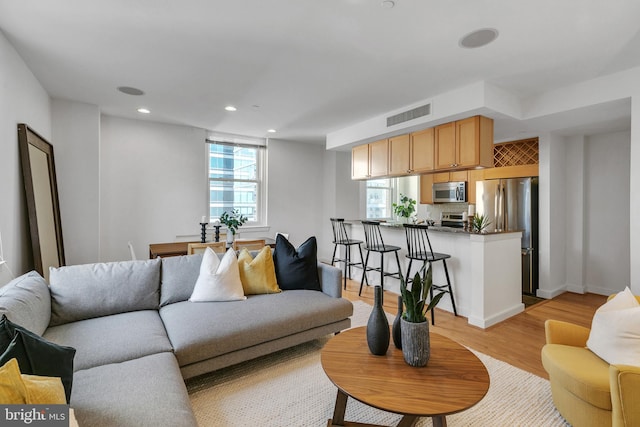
[226,232,235,245]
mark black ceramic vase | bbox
[392,295,403,349]
[366,286,390,356]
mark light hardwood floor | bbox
[343,278,607,379]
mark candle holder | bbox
[199,223,208,243]
[213,225,221,242]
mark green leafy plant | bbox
[392,194,416,221]
[219,209,248,235]
[471,213,491,233]
[400,267,445,323]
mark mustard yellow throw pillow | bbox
[238,247,281,295]
[22,374,66,404]
[0,358,66,404]
[0,358,27,403]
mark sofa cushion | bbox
[49,259,161,326]
[43,310,173,372]
[273,235,321,291]
[238,247,281,295]
[160,253,203,306]
[0,315,75,403]
[71,352,197,427]
[541,343,612,410]
[189,248,246,302]
[0,271,51,335]
[161,290,353,367]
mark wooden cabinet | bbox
[466,169,485,205]
[435,116,494,170]
[389,129,435,176]
[352,144,370,179]
[410,128,435,173]
[433,172,450,183]
[419,173,434,204]
[456,116,494,169]
[351,115,493,181]
[369,139,389,177]
[449,170,468,182]
[388,134,411,175]
[434,122,457,170]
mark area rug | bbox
[187,300,569,426]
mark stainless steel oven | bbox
[432,181,466,203]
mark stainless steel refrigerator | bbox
[476,177,538,295]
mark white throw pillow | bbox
[586,287,640,366]
[189,248,246,302]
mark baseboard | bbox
[467,303,525,329]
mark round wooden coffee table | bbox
[321,326,490,427]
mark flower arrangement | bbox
[219,209,248,235]
[392,194,417,222]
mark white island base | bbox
[346,224,524,329]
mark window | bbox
[366,179,394,219]
[207,138,265,225]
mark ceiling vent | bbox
[386,103,432,127]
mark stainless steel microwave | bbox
[432,181,467,203]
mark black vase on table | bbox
[366,286,390,356]
[392,295,403,349]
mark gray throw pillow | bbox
[49,259,161,326]
[0,271,51,336]
[160,253,203,306]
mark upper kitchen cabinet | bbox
[435,116,494,170]
[388,134,411,176]
[388,128,435,176]
[351,143,370,179]
[410,128,435,173]
[368,138,389,177]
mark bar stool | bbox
[359,221,402,301]
[403,223,457,325]
[330,218,368,290]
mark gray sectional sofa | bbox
[0,253,353,426]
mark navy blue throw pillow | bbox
[273,235,321,291]
[0,315,76,403]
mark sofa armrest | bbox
[610,364,640,427]
[317,263,342,298]
[545,319,590,347]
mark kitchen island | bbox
[346,222,523,328]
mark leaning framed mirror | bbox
[18,123,65,281]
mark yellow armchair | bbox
[542,319,640,427]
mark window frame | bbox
[366,178,395,220]
[206,139,267,226]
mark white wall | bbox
[0,31,51,285]
[100,116,207,262]
[266,139,330,258]
[583,130,630,293]
[52,99,100,265]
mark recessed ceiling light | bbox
[225,106,237,112]
[267,129,276,133]
[117,86,145,96]
[381,0,395,9]
[459,28,499,49]
[137,108,151,114]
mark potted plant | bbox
[399,266,445,367]
[471,213,491,233]
[219,209,248,243]
[392,194,416,223]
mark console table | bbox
[149,238,276,258]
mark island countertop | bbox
[341,220,524,328]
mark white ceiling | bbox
[1,0,639,144]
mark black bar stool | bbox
[403,223,457,325]
[330,218,368,290]
[359,221,402,301]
